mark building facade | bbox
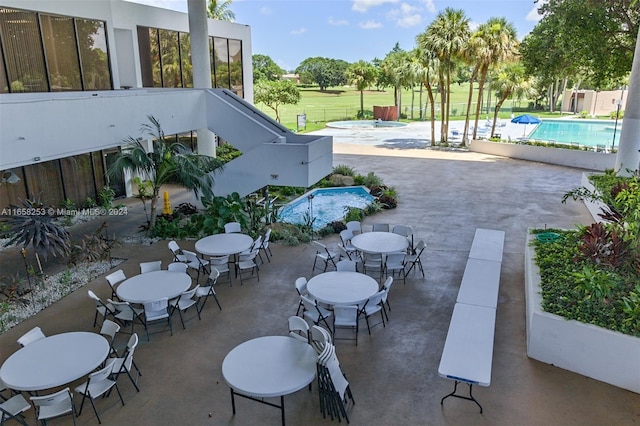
[0,0,253,207]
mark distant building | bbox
[561,89,628,117]
[282,74,301,84]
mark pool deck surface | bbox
[1,126,639,425]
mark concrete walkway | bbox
[1,132,639,425]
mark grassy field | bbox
[254,83,536,131]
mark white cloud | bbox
[359,20,383,29]
[352,0,399,13]
[328,17,349,26]
[396,14,422,28]
[469,21,479,32]
[259,6,272,15]
[290,27,307,35]
[420,0,436,14]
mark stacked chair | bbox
[315,339,355,423]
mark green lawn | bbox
[254,84,535,131]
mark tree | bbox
[488,62,535,137]
[254,79,301,123]
[346,60,377,118]
[108,116,224,234]
[207,0,235,22]
[415,46,440,146]
[252,54,285,83]
[468,18,518,142]
[295,57,348,90]
[380,49,411,118]
[417,8,470,143]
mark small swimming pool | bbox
[528,119,621,148]
[279,186,375,229]
[327,120,408,129]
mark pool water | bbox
[279,186,374,229]
[327,120,408,129]
[528,119,621,148]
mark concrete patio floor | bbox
[1,141,639,425]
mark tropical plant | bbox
[252,54,285,83]
[68,221,117,266]
[254,79,301,123]
[108,116,224,234]
[489,62,535,137]
[200,192,250,235]
[207,0,235,22]
[332,164,355,176]
[3,197,70,261]
[346,60,378,118]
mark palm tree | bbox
[417,8,470,143]
[346,60,377,118]
[469,18,519,140]
[415,46,439,146]
[207,0,235,22]
[108,116,224,234]
[488,62,535,137]
[381,49,411,118]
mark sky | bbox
[130,0,544,72]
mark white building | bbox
[0,0,331,208]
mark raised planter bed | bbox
[470,140,616,171]
[580,172,608,223]
[524,231,640,394]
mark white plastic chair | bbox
[362,252,384,282]
[339,229,357,257]
[224,221,241,233]
[142,298,172,341]
[74,358,124,424]
[167,262,188,273]
[345,221,362,235]
[336,259,357,272]
[105,269,126,300]
[311,241,338,273]
[108,299,144,335]
[111,333,141,392]
[88,290,116,328]
[183,250,209,284]
[30,388,76,426]
[196,269,222,313]
[170,285,201,329]
[381,276,394,320]
[392,224,414,252]
[209,255,231,286]
[0,393,31,426]
[294,277,308,315]
[385,252,406,284]
[259,228,273,262]
[310,324,333,355]
[363,290,386,334]
[168,240,186,262]
[236,249,260,284]
[371,223,390,232]
[17,326,45,347]
[405,240,426,278]
[300,295,333,332]
[99,318,121,357]
[288,316,310,343]
[139,260,162,274]
[332,304,362,345]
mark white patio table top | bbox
[351,231,409,254]
[456,258,502,309]
[222,336,316,425]
[0,332,109,391]
[116,270,191,304]
[307,271,379,306]
[195,233,254,257]
[468,228,505,262]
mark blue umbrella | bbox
[511,114,541,124]
[511,114,541,137]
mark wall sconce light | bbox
[33,157,40,162]
[1,171,21,184]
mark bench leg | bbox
[440,380,483,414]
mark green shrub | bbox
[332,164,355,176]
[362,172,383,188]
[578,110,590,118]
[609,109,624,119]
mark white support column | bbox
[187,0,216,157]
[615,29,640,176]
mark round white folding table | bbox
[222,336,316,426]
[195,233,253,257]
[351,231,409,254]
[306,271,379,306]
[0,332,109,392]
[116,270,192,304]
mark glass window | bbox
[228,39,243,97]
[213,37,229,89]
[0,8,48,92]
[61,154,95,206]
[23,161,64,206]
[149,28,162,87]
[0,41,8,93]
[159,29,180,88]
[76,18,111,90]
[40,14,81,91]
[179,32,192,88]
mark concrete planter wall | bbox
[580,172,608,223]
[525,232,640,393]
[470,140,616,171]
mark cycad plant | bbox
[109,116,224,234]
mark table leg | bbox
[230,388,236,414]
[280,395,285,426]
[440,379,483,414]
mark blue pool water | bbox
[528,119,621,148]
[327,120,408,129]
[279,186,375,229]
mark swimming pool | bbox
[279,186,374,229]
[528,119,621,148]
[327,120,408,129]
